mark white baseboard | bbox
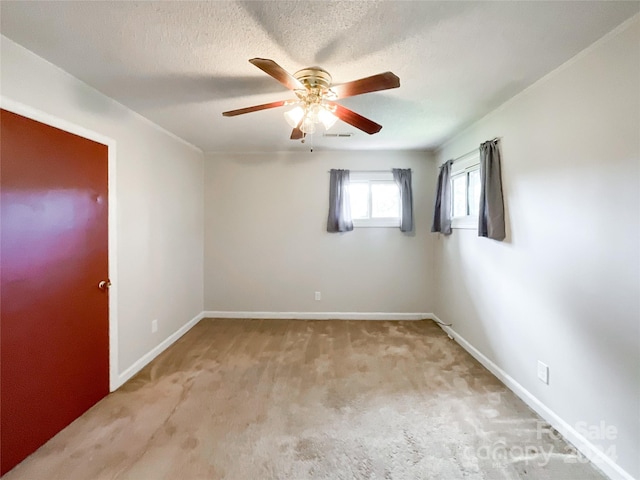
[432,314,635,480]
[113,311,204,390]
[202,311,431,321]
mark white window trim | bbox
[350,171,400,228]
[451,151,480,230]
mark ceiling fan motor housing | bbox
[294,67,332,89]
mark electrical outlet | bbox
[151,319,158,333]
[315,291,321,301]
[537,361,549,385]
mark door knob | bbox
[98,280,111,290]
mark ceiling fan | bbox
[222,58,400,140]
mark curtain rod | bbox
[452,149,479,163]
[451,137,501,163]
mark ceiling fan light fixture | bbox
[285,103,336,133]
[284,106,305,127]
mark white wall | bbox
[204,150,436,315]
[1,37,205,386]
[4,15,637,477]
[434,17,639,479]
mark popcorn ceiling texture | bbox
[3,319,606,479]
[0,1,637,152]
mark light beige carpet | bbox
[3,319,606,480]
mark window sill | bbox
[353,224,400,228]
[353,219,400,228]
[451,216,477,230]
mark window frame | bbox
[450,152,481,230]
[349,171,401,228]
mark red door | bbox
[1,109,110,474]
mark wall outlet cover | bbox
[537,360,549,385]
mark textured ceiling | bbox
[1,1,638,153]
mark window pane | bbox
[468,169,481,217]
[371,182,399,218]
[349,182,369,219]
[452,174,467,217]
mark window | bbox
[349,171,400,227]
[451,153,481,229]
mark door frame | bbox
[1,96,120,392]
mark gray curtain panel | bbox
[392,168,414,232]
[327,169,354,233]
[478,139,506,240]
[431,159,454,235]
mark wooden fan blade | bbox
[329,103,382,135]
[249,58,304,91]
[222,100,290,117]
[290,127,304,140]
[331,72,400,99]
[290,117,305,140]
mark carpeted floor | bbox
[3,319,606,479]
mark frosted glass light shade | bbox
[300,116,317,134]
[284,106,305,128]
[319,108,338,130]
[307,104,320,122]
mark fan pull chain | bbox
[300,131,314,152]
